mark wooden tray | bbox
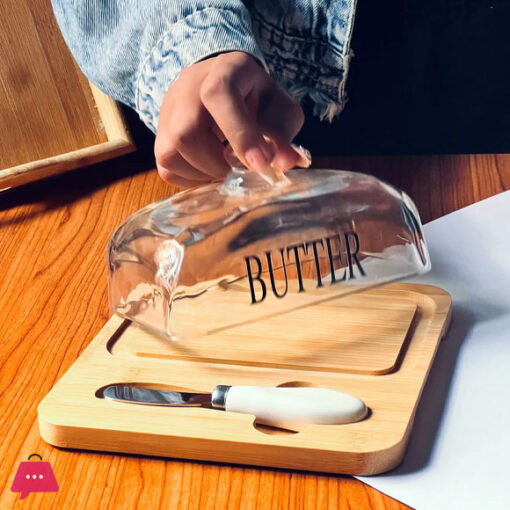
[38,283,451,475]
[0,0,134,190]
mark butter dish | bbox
[107,167,430,339]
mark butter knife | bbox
[103,384,367,431]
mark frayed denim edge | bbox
[288,0,358,123]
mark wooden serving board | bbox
[38,283,451,475]
[0,0,134,189]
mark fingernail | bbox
[270,160,290,183]
[260,140,275,162]
[245,147,269,174]
[224,146,244,169]
[291,144,312,167]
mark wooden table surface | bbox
[0,125,508,509]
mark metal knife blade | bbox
[103,385,212,407]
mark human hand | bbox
[155,51,308,187]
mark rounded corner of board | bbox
[37,412,66,448]
[353,436,409,476]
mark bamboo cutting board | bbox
[0,0,134,189]
[38,283,451,475]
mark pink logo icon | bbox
[10,453,59,499]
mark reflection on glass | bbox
[108,168,430,339]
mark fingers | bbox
[156,147,210,187]
[258,84,306,173]
[270,135,302,173]
[156,75,229,185]
[155,51,308,187]
[175,124,230,178]
[259,84,305,142]
[156,148,211,182]
[199,55,275,175]
[157,119,229,180]
[200,54,307,176]
[160,173,205,189]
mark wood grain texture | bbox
[111,291,418,375]
[38,284,450,475]
[0,149,508,509]
[0,0,134,188]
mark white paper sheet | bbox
[356,190,510,509]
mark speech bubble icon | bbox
[11,454,58,499]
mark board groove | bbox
[38,283,451,475]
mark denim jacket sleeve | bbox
[51,1,267,133]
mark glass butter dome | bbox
[107,166,430,339]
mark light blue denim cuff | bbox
[136,7,267,133]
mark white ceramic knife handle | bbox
[224,386,367,432]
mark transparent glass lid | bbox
[107,166,430,339]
